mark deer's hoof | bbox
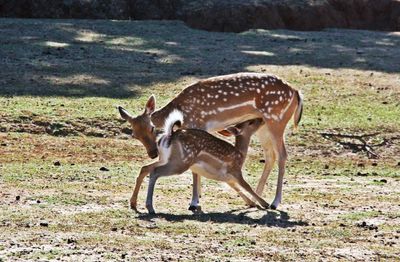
[270,204,277,210]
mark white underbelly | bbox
[190,161,229,182]
[205,114,258,132]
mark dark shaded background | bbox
[1,0,399,32]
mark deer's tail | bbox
[293,90,303,130]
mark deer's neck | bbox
[150,101,178,128]
[235,135,251,167]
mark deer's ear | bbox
[145,95,156,115]
[118,106,133,121]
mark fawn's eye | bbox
[151,126,155,133]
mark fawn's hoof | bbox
[270,204,277,210]
[188,205,202,213]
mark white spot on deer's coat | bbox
[216,100,256,113]
[271,114,279,121]
[279,91,296,120]
[256,89,260,93]
[263,113,271,119]
[265,101,270,106]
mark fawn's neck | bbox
[235,134,252,167]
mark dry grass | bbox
[0,18,399,261]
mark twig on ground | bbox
[320,132,389,159]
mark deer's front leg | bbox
[189,172,201,212]
[130,162,158,211]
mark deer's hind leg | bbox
[257,122,287,210]
[255,124,276,196]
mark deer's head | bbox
[118,95,158,159]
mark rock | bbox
[16,195,20,201]
[100,166,109,171]
[356,221,378,231]
[356,171,368,177]
[67,238,76,244]
[39,221,49,227]
[54,161,61,166]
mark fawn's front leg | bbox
[189,173,202,212]
[146,165,177,214]
[130,162,158,211]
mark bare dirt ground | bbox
[0,19,399,261]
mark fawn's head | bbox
[118,95,158,159]
[224,118,264,137]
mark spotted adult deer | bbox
[133,111,267,214]
[119,72,303,210]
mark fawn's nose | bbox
[148,149,158,159]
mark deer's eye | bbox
[151,126,155,133]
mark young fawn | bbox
[131,110,268,214]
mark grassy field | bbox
[0,18,399,261]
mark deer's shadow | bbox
[136,208,308,228]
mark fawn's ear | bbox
[218,130,233,137]
[118,106,133,121]
[145,95,156,115]
[225,126,242,136]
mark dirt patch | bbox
[0,115,130,138]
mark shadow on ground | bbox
[137,208,308,227]
[1,18,399,98]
